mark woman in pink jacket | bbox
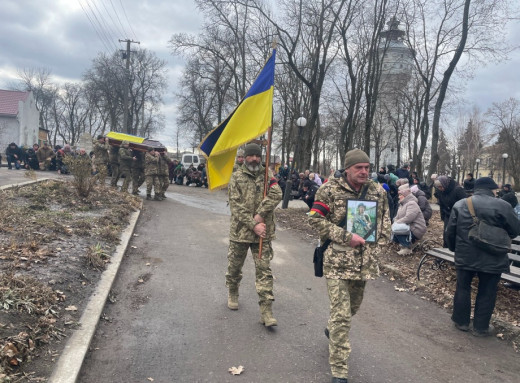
[393,184,427,255]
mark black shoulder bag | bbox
[313,183,370,277]
[466,197,511,256]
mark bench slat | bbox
[418,247,520,285]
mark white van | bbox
[181,153,203,168]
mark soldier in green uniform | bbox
[226,143,282,327]
[351,203,372,238]
[118,141,134,193]
[109,145,120,187]
[131,151,145,195]
[308,149,391,383]
[232,148,245,172]
[92,135,109,183]
[157,150,172,199]
[145,148,161,200]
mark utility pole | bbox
[119,39,140,134]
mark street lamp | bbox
[457,164,461,184]
[282,116,307,209]
[475,158,480,179]
[502,153,508,186]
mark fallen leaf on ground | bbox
[65,305,78,311]
[394,287,408,292]
[131,246,137,249]
[146,263,151,266]
[147,378,154,382]
[138,279,144,283]
[229,366,244,375]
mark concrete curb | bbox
[48,204,142,383]
[0,177,53,191]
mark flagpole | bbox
[258,125,273,259]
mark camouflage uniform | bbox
[131,151,145,195]
[145,152,161,199]
[308,176,391,380]
[226,164,282,312]
[109,145,120,187]
[158,153,172,197]
[92,139,109,182]
[118,144,134,192]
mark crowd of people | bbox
[235,149,518,383]
[3,137,210,200]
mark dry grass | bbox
[0,179,140,380]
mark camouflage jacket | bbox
[228,164,282,243]
[308,177,391,280]
[144,152,159,176]
[132,152,144,170]
[118,147,134,169]
[92,140,109,165]
[158,154,171,176]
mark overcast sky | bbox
[1,0,519,147]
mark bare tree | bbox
[402,0,518,180]
[486,98,520,189]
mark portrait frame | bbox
[345,199,378,243]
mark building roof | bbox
[0,89,30,116]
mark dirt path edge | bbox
[48,203,142,383]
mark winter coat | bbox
[446,189,520,274]
[438,179,467,223]
[5,144,23,159]
[395,168,410,180]
[412,189,432,223]
[394,193,427,240]
[228,164,282,243]
[36,146,55,162]
[308,177,392,280]
[463,177,475,193]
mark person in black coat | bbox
[462,173,475,195]
[302,179,319,209]
[395,164,410,180]
[434,175,466,246]
[5,142,24,170]
[446,177,520,336]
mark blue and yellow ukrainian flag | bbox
[199,49,276,190]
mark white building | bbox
[0,90,40,151]
[374,17,414,168]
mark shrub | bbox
[63,156,95,198]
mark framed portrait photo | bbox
[345,200,378,243]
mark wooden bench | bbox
[417,247,520,286]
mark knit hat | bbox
[303,180,313,188]
[121,140,129,146]
[236,148,244,157]
[410,185,419,194]
[474,177,498,190]
[344,148,370,169]
[244,143,262,157]
[396,178,409,187]
[398,183,411,196]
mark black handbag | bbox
[467,197,511,256]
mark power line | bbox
[109,0,130,39]
[100,0,126,39]
[119,0,138,41]
[77,0,113,54]
[85,0,119,52]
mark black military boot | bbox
[331,378,348,383]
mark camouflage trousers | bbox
[327,278,366,379]
[132,169,145,193]
[159,175,169,194]
[225,241,274,304]
[145,174,160,195]
[120,166,133,192]
[110,163,120,186]
[94,163,108,184]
